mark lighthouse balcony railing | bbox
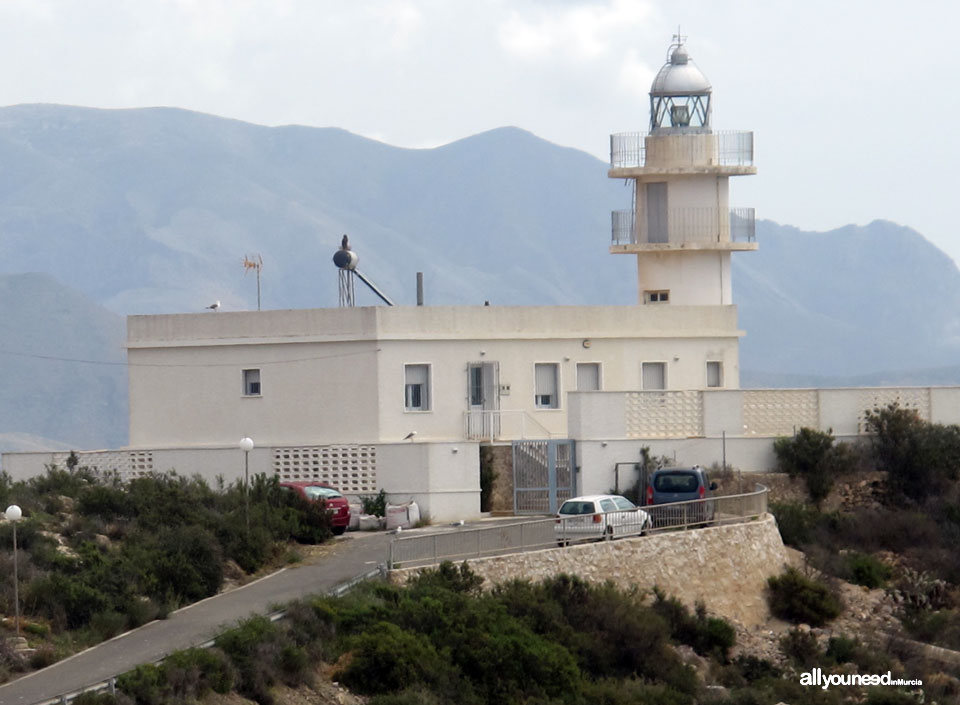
[611,207,756,246]
[610,130,754,169]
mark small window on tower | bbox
[644,290,670,304]
[243,369,261,396]
[706,361,723,388]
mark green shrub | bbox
[360,489,388,517]
[767,567,842,627]
[846,553,892,589]
[779,627,820,668]
[865,403,960,503]
[864,689,919,705]
[90,610,128,640]
[770,502,820,547]
[71,692,118,705]
[651,591,736,661]
[162,647,235,696]
[773,428,854,504]
[116,663,165,705]
[337,621,449,695]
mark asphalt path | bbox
[0,532,393,705]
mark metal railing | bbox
[389,484,768,568]
[610,130,754,169]
[463,409,558,441]
[611,207,755,246]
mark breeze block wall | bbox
[390,514,787,628]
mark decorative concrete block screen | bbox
[273,445,378,494]
[856,388,931,433]
[51,450,155,479]
[625,391,703,438]
[742,390,819,437]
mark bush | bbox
[779,627,820,668]
[846,553,892,589]
[651,591,736,661]
[162,647,235,697]
[773,428,854,504]
[770,501,819,547]
[336,621,449,695]
[361,489,388,517]
[116,663,165,705]
[767,567,842,626]
[865,403,960,503]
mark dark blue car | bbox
[645,466,717,527]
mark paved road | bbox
[0,532,393,705]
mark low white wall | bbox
[2,441,482,524]
[576,435,866,496]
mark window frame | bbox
[575,361,602,392]
[643,290,670,304]
[534,362,560,410]
[706,360,723,388]
[403,363,432,412]
[640,361,667,391]
[242,368,262,397]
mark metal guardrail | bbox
[31,566,385,705]
[389,484,768,568]
[611,207,756,246]
[610,130,755,169]
[463,409,558,441]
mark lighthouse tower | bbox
[609,36,756,306]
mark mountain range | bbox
[2,104,959,453]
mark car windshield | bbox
[653,472,699,493]
[559,501,596,515]
[303,486,342,500]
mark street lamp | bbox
[239,437,254,535]
[5,504,22,637]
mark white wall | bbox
[635,250,732,306]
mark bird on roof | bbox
[206,300,220,311]
[341,234,350,250]
[402,431,417,441]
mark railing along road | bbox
[389,484,768,569]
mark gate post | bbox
[547,441,558,514]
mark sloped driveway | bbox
[0,532,393,705]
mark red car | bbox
[279,482,351,535]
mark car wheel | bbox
[557,539,569,548]
[640,519,650,536]
[333,525,346,536]
[604,525,614,541]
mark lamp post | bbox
[5,504,22,637]
[239,437,254,536]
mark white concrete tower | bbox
[609,36,756,306]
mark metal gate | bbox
[512,439,576,514]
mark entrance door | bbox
[467,362,500,440]
[646,182,668,243]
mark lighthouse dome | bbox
[650,43,712,97]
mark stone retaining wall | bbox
[390,515,787,628]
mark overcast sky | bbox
[1,0,957,262]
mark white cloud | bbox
[498,0,653,62]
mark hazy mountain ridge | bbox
[0,272,126,453]
[3,104,960,451]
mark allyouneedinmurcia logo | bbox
[800,668,922,690]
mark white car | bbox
[555,494,651,546]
